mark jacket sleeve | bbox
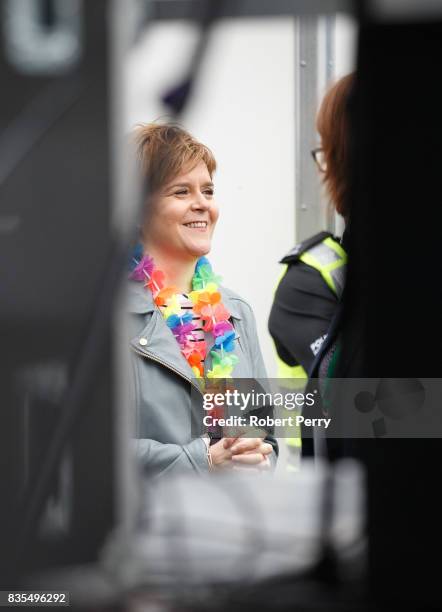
[129,345,209,478]
[133,437,208,477]
[268,262,338,373]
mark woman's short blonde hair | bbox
[134,122,217,193]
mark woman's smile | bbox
[183,220,209,231]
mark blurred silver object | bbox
[3,0,83,75]
[100,459,365,596]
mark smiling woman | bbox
[128,123,278,477]
[142,160,219,284]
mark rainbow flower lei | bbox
[129,248,238,379]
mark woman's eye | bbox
[174,189,188,196]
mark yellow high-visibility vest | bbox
[272,234,347,464]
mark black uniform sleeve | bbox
[268,262,338,373]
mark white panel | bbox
[335,12,357,77]
[334,12,357,235]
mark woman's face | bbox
[144,161,219,262]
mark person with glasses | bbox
[268,73,354,463]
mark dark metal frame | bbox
[150,0,352,21]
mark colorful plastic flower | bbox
[188,290,221,312]
[172,321,196,346]
[182,341,207,361]
[166,312,193,328]
[195,256,210,270]
[214,329,236,352]
[213,320,234,337]
[196,296,227,332]
[147,269,165,295]
[207,364,230,379]
[129,254,154,281]
[213,303,230,322]
[154,286,178,306]
[187,350,204,377]
[163,294,182,318]
[207,351,239,378]
[129,243,144,272]
[192,262,223,290]
[211,351,239,369]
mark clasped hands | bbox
[209,434,273,472]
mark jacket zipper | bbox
[131,345,204,396]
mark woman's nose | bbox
[191,192,210,210]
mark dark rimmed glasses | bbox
[311,147,327,173]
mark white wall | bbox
[126,18,296,376]
[333,13,358,236]
[335,13,357,77]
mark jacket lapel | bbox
[127,281,245,380]
[128,281,196,381]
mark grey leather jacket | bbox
[127,280,277,477]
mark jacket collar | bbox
[127,280,242,384]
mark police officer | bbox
[269,230,346,381]
[269,231,347,463]
[268,73,354,463]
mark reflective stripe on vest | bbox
[298,237,347,299]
